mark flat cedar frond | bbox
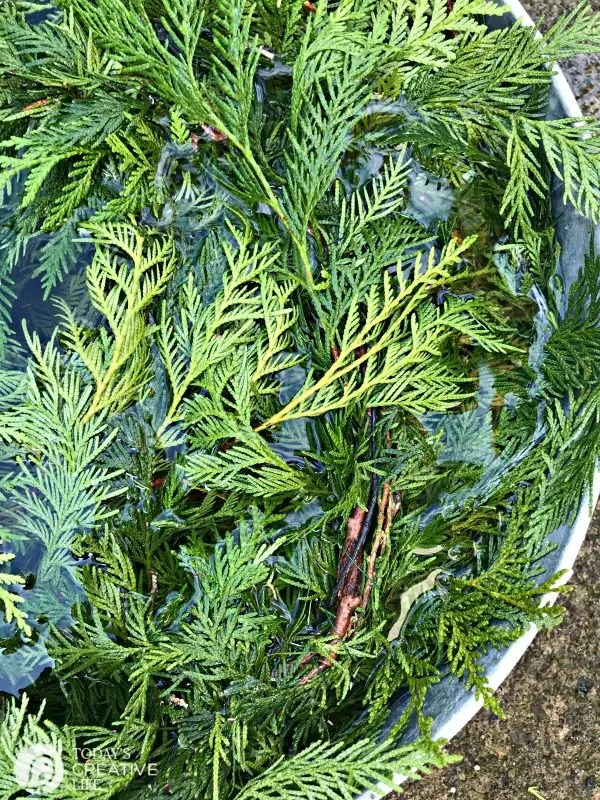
[1,1,600,799]
[339,151,413,251]
[382,0,506,79]
[256,237,495,429]
[209,0,261,146]
[57,224,178,421]
[233,737,453,800]
[544,0,600,60]
[0,552,31,637]
[68,0,208,117]
[502,115,600,234]
[158,225,282,433]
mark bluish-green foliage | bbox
[1,1,600,798]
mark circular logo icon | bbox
[13,743,64,793]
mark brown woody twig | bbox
[300,505,366,684]
[301,347,383,683]
[361,483,391,611]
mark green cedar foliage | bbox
[0,1,600,798]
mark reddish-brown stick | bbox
[300,348,373,682]
[23,99,50,111]
[299,506,366,683]
[300,348,386,684]
[361,483,391,611]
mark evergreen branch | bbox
[383,0,507,77]
[0,552,31,637]
[57,224,177,422]
[502,116,600,235]
[544,1,600,61]
[500,117,548,237]
[185,425,309,497]
[532,117,600,221]
[1,3,600,798]
[256,237,484,430]
[281,11,379,278]
[234,737,451,800]
[157,226,279,435]
[339,151,412,252]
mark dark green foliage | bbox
[1,1,600,798]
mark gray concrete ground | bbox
[390,2,600,798]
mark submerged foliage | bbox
[1,0,600,797]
